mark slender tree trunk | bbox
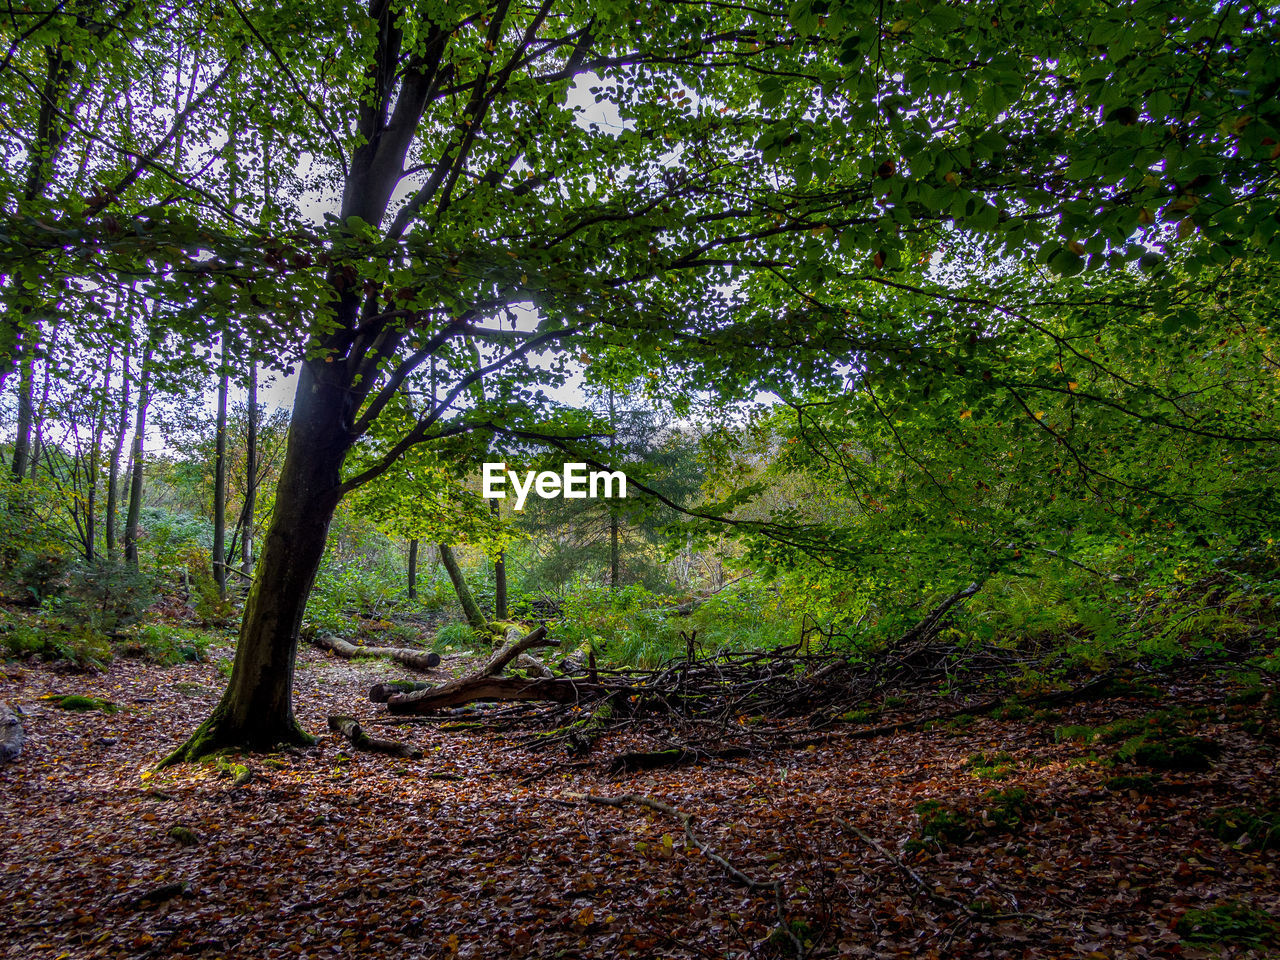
[213,335,229,595]
[491,501,507,620]
[123,344,152,567]
[106,342,131,560]
[242,354,257,577]
[611,513,620,589]
[407,538,418,600]
[85,347,114,561]
[438,544,487,633]
[161,363,353,764]
[9,340,36,480]
[608,387,619,590]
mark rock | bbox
[0,703,24,762]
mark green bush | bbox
[59,559,155,636]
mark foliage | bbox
[0,618,112,671]
[433,623,480,653]
[0,474,74,603]
[116,623,214,666]
[58,558,156,637]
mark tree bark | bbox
[407,538,418,599]
[123,343,152,567]
[327,715,421,759]
[439,543,487,633]
[163,9,449,764]
[491,502,507,619]
[608,387,619,589]
[213,335,228,595]
[387,676,608,714]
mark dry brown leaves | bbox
[1,648,1277,960]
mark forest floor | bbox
[1,637,1278,960]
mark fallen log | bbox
[311,633,441,672]
[327,715,423,759]
[387,676,609,714]
[369,679,434,703]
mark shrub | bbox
[59,559,155,636]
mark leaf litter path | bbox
[1,648,1276,960]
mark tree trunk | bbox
[608,386,619,589]
[85,346,114,561]
[213,335,228,595]
[163,8,447,764]
[241,354,256,577]
[105,341,131,560]
[438,543,487,633]
[9,338,36,480]
[160,363,353,764]
[491,500,506,620]
[123,343,152,567]
[407,538,418,600]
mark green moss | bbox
[963,750,1016,780]
[1174,901,1278,946]
[46,694,118,713]
[993,701,1031,721]
[911,799,972,848]
[1204,804,1280,851]
[1105,773,1163,794]
[1131,735,1220,772]
[167,825,198,846]
[840,707,880,724]
[982,787,1031,831]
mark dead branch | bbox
[483,624,556,675]
[327,715,422,759]
[386,676,609,714]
